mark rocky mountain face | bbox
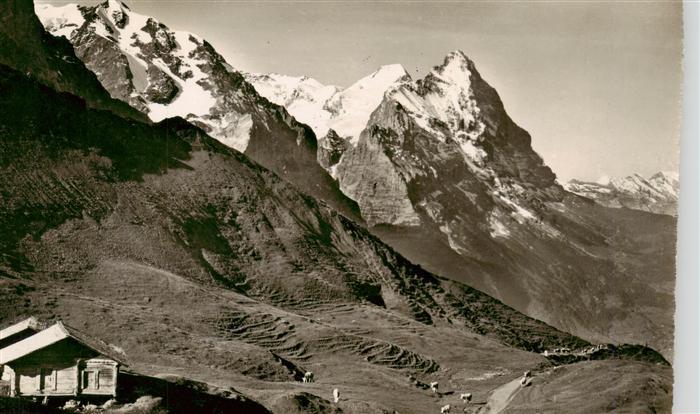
[36,0,675,362]
[1,0,144,120]
[34,0,361,221]
[565,172,679,216]
[337,51,561,227]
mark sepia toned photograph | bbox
[0,0,693,413]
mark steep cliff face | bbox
[565,172,679,216]
[35,0,360,221]
[337,51,561,228]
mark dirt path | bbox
[480,377,523,414]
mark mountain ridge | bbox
[565,171,679,216]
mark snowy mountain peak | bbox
[384,51,484,155]
[36,1,256,151]
[438,50,471,70]
[425,50,474,87]
[391,50,478,105]
[102,0,127,13]
[447,49,469,60]
[323,63,411,144]
[244,72,339,108]
[367,64,411,83]
[246,63,409,145]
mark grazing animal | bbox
[440,404,451,413]
[303,371,314,383]
[430,381,439,393]
[460,393,472,402]
[520,377,528,386]
[523,370,531,378]
[333,388,340,403]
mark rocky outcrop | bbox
[70,29,150,111]
[316,129,347,172]
[336,125,421,227]
[143,63,179,104]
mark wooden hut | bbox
[0,321,125,398]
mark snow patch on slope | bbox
[146,57,216,122]
[488,212,511,238]
[35,3,85,39]
[439,224,469,254]
[217,113,253,152]
[245,73,338,138]
[327,64,409,145]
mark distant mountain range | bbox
[35,0,677,363]
[565,172,679,216]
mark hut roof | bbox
[0,317,41,341]
[0,322,127,366]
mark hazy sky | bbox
[42,0,683,182]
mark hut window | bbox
[82,370,98,389]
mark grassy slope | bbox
[502,360,672,414]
